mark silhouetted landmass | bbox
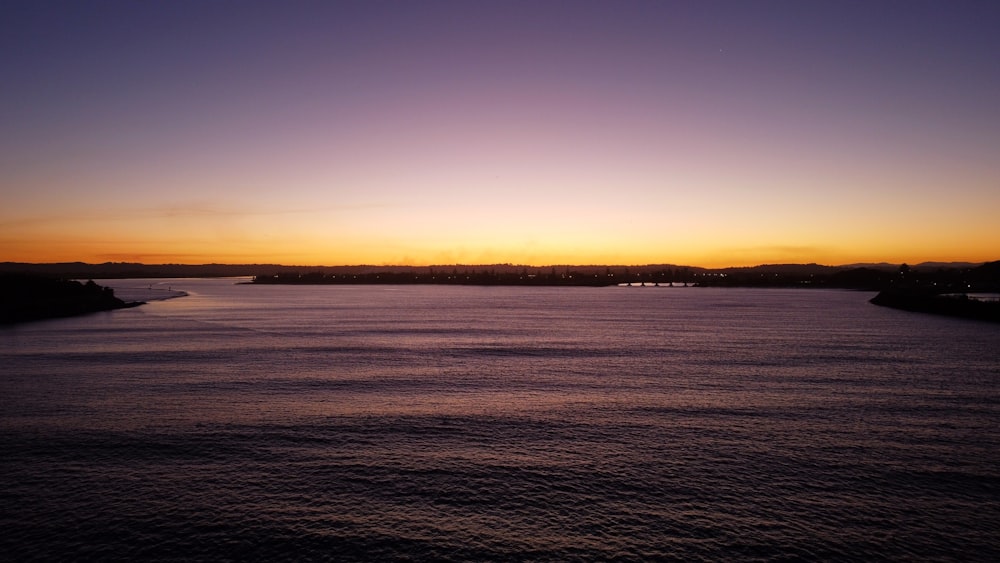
[2,260,997,291]
[3,262,997,326]
[253,268,624,287]
[0,262,271,279]
[869,261,1000,322]
[249,262,999,289]
[0,274,141,324]
[871,289,1000,323]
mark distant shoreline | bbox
[3,260,996,291]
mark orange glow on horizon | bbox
[3,230,996,270]
[2,3,998,271]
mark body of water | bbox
[2,279,999,561]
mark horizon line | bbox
[2,259,994,271]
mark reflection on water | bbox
[2,280,999,560]
[102,280,189,303]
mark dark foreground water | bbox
[2,280,999,561]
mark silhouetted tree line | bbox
[251,261,1000,290]
[252,266,813,287]
[0,262,283,278]
[868,261,1000,322]
[252,269,621,286]
[881,261,1000,292]
[0,274,139,324]
[5,260,996,291]
[251,265,728,287]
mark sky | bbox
[2,0,998,268]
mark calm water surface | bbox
[2,279,999,561]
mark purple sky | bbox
[2,1,998,266]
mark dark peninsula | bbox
[870,289,1000,323]
[868,261,1000,323]
[0,274,141,325]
